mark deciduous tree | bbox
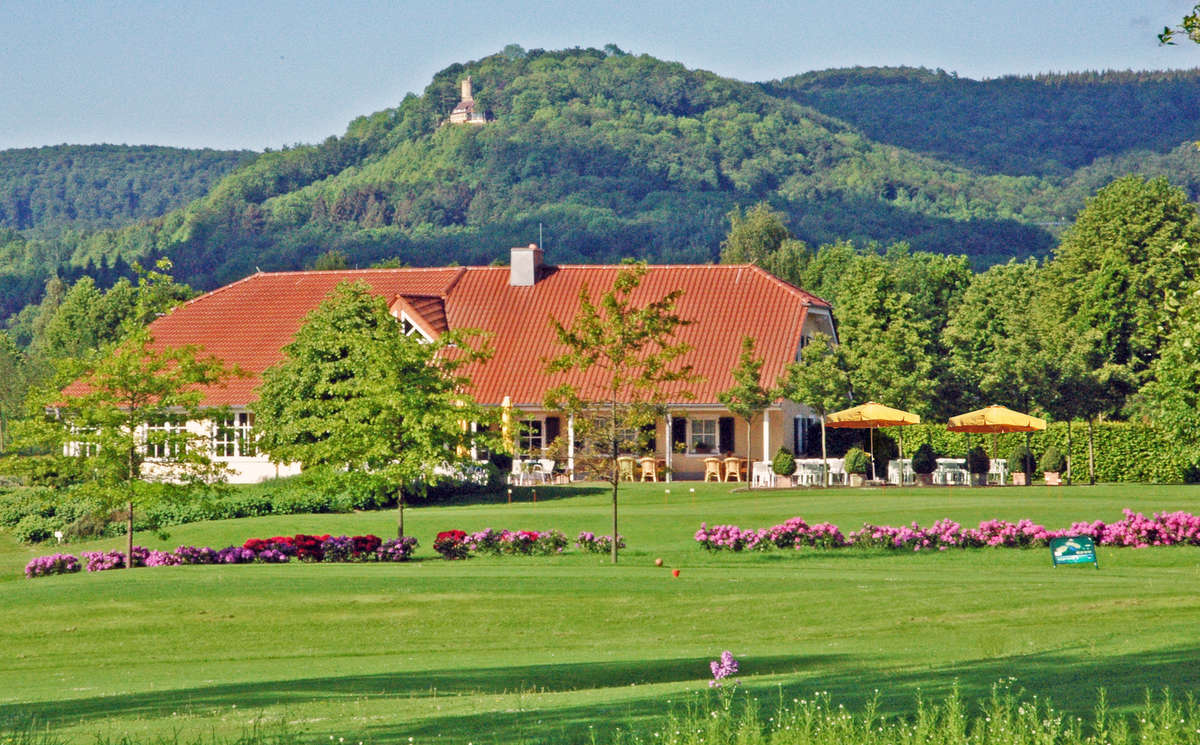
[254,282,495,537]
[48,325,235,566]
[775,332,850,484]
[718,336,773,472]
[544,264,696,563]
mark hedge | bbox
[877,420,1194,483]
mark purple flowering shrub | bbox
[709,650,739,688]
[26,532,416,578]
[377,536,418,562]
[451,528,570,557]
[698,510,1200,553]
[24,553,80,578]
[575,532,625,553]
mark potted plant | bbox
[843,447,869,487]
[1007,444,1034,486]
[966,445,990,487]
[911,443,937,486]
[693,439,712,454]
[1040,446,1065,486]
[772,447,797,486]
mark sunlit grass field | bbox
[2,481,1198,744]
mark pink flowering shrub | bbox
[454,528,569,557]
[698,510,1200,553]
[24,553,80,578]
[576,532,625,553]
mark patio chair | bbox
[638,456,658,482]
[752,461,774,487]
[722,456,742,482]
[827,458,846,486]
[617,456,636,482]
[703,457,722,482]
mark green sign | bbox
[1050,536,1099,569]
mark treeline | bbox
[0,144,254,235]
[1,48,1075,325]
[721,176,1200,465]
[5,52,1200,347]
[770,66,1200,178]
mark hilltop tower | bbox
[449,76,489,125]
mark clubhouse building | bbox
[89,245,837,483]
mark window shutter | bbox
[718,417,735,454]
[671,417,687,450]
[544,416,561,444]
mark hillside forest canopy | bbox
[4,48,1200,322]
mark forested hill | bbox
[768,66,1200,184]
[0,145,255,236]
[4,50,1200,324]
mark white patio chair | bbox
[752,461,775,487]
[826,458,846,486]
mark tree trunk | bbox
[611,478,619,564]
[1087,418,1096,485]
[610,398,619,564]
[820,416,828,487]
[397,492,405,538]
[126,443,136,568]
[745,417,754,489]
[126,500,134,568]
[1066,420,1073,486]
[1024,431,1032,487]
[0,403,7,453]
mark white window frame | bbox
[214,412,256,458]
[145,416,186,459]
[519,418,544,454]
[67,424,99,457]
[689,418,717,454]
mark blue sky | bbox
[3,0,1198,151]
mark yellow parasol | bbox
[826,402,921,481]
[946,405,1046,433]
[947,405,1046,483]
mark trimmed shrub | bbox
[911,443,937,475]
[843,447,869,475]
[1007,444,1035,474]
[771,447,796,476]
[967,446,990,475]
[1040,446,1065,472]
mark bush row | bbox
[25,533,417,578]
[877,421,1197,483]
[1,462,506,545]
[429,529,625,559]
[695,509,1200,552]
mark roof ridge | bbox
[172,270,267,312]
[742,265,832,308]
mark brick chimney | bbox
[510,244,543,286]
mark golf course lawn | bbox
[2,481,1199,744]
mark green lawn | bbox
[2,482,1199,744]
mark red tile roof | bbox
[120,263,829,407]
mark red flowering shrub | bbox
[434,530,468,559]
[293,534,330,561]
[352,534,382,556]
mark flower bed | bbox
[434,528,570,559]
[696,509,1200,552]
[26,533,417,578]
[575,531,625,553]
